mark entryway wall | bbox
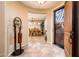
[5,2,31,56]
[0,2,5,56]
[4,1,49,56]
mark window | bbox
[55,8,64,24]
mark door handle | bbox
[70,31,73,39]
[69,31,73,44]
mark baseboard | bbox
[0,54,4,57]
[8,51,13,57]
[46,41,53,46]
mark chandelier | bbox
[37,1,46,5]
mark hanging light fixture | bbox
[37,1,46,5]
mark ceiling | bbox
[21,1,65,10]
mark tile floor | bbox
[11,36,66,57]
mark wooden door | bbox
[64,1,73,57]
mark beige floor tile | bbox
[11,36,66,57]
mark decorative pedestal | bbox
[11,49,24,56]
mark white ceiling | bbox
[21,1,65,10]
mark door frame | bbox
[54,6,64,48]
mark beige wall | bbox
[5,1,49,56]
[46,11,53,44]
[5,1,29,56]
[0,2,5,56]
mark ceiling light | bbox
[37,1,46,5]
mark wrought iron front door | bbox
[54,7,64,48]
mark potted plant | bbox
[40,20,44,35]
